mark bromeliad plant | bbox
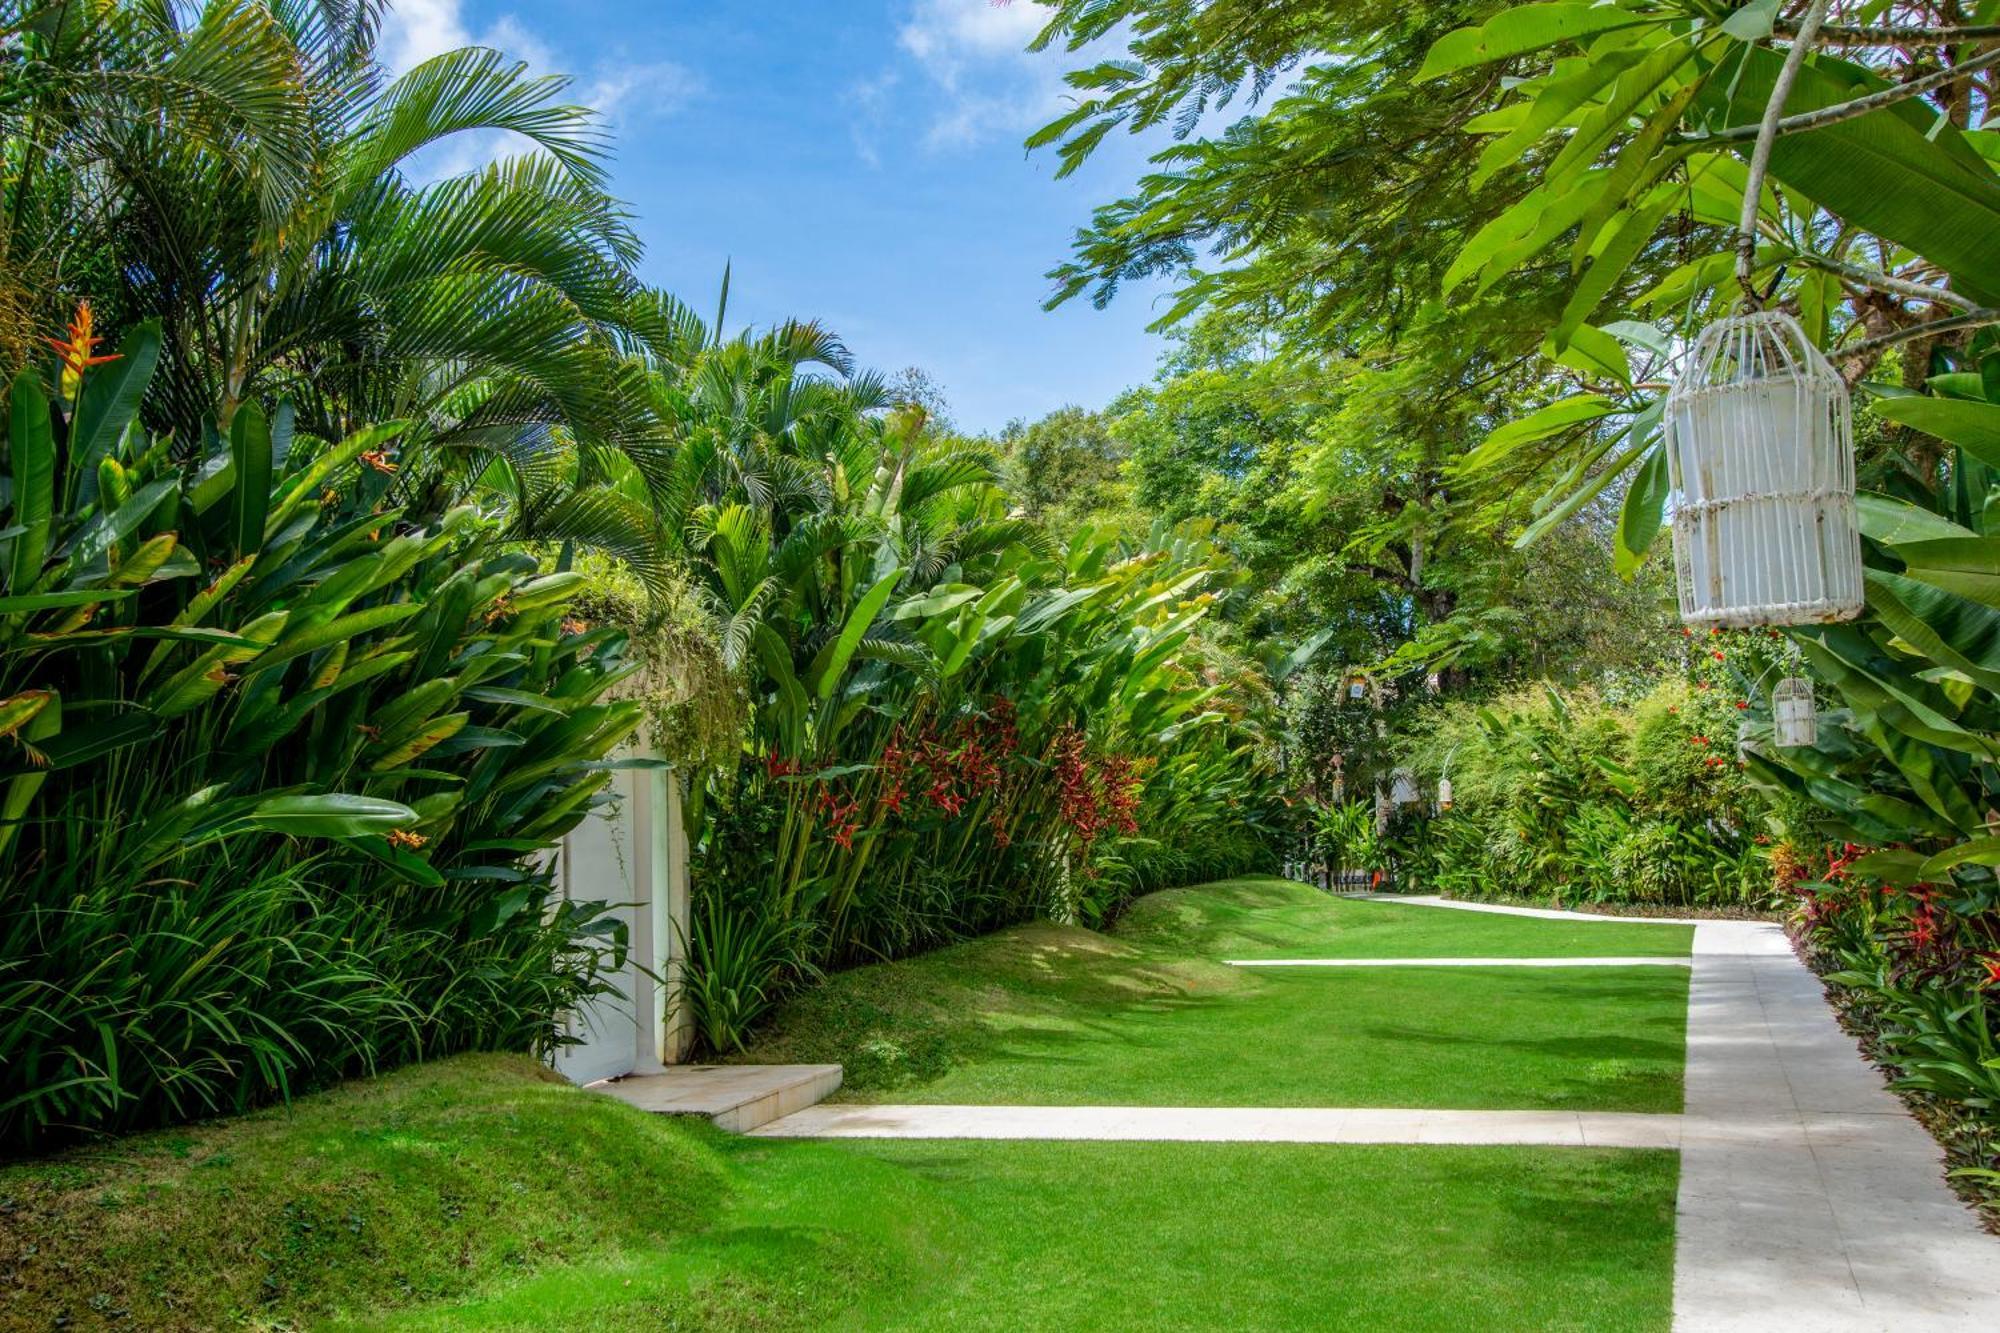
[1,317,642,1149]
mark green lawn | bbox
[3,878,1689,1330]
[1117,875,1694,958]
[349,1135,1677,1333]
[739,880,1688,1112]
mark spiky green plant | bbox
[0,319,642,1149]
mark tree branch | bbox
[1836,308,2000,362]
[1774,21,2000,44]
[1738,0,1832,303]
[1707,45,2000,145]
[1785,252,1980,312]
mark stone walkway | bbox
[754,1104,1685,1147]
[1674,916,2000,1331]
[757,893,2000,1330]
[1225,955,1689,968]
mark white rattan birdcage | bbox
[1665,311,1864,629]
[1772,676,1818,747]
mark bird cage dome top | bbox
[1665,310,1864,630]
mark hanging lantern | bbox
[1348,676,1367,700]
[1665,311,1864,629]
[1772,676,1818,747]
[1437,776,1454,811]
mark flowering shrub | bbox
[685,512,1284,1050]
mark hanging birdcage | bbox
[1437,776,1454,811]
[1772,676,1818,747]
[1665,311,1864,629]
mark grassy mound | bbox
[734,877,1690,1112]
[0,1056,733,1331]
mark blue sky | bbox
[378,0,1180,434]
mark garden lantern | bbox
[1348,676,1367,700]
[1664,311,1863,629]
[1772,676,1818,748]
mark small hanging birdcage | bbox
[1665,311,1864,629]
[1437,776,1454,811]
[1772,676,1818,747]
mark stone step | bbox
[589,1064,844,1133]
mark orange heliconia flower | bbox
[44,300,122,399]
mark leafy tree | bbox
[2,0,684,569]
[995,404,1133,537]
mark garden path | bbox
[755,893,2000,1331]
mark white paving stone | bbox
[1673,918,2000,1332]
[1225,955,1689,968]
[1357,892,1712,926]
[750,1102,1685,1148]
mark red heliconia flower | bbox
[1690,735,1709,747]
[1711,650,1725,662]
[1735,700,1749,710]
[1979,955,2000,988]
[764,749,798,780]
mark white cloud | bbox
[583,60,704,125]
[376,0,474,76]
[374,3,698,179]
[893,0,1068,150]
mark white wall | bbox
[550,750,691,1084]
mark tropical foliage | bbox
[0,322,642,1147]
[651,314,1287,1050]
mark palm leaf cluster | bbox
[3,0,691,575]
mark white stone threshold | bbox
[1225,955,1689,968]
[752,1103,1684,1149]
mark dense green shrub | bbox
[1,327,639,1149]
[656,327,1287,1051]
[1388,669,1778,910]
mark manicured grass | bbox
[1117,876,1694,958]
[342,1133,1677,1333]
[739,884,1687,1111]
[4,1055,1678,1332]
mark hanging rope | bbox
[1736,0,1834,307]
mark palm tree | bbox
[2,0,680,567]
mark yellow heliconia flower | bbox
[44,300,122,400]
